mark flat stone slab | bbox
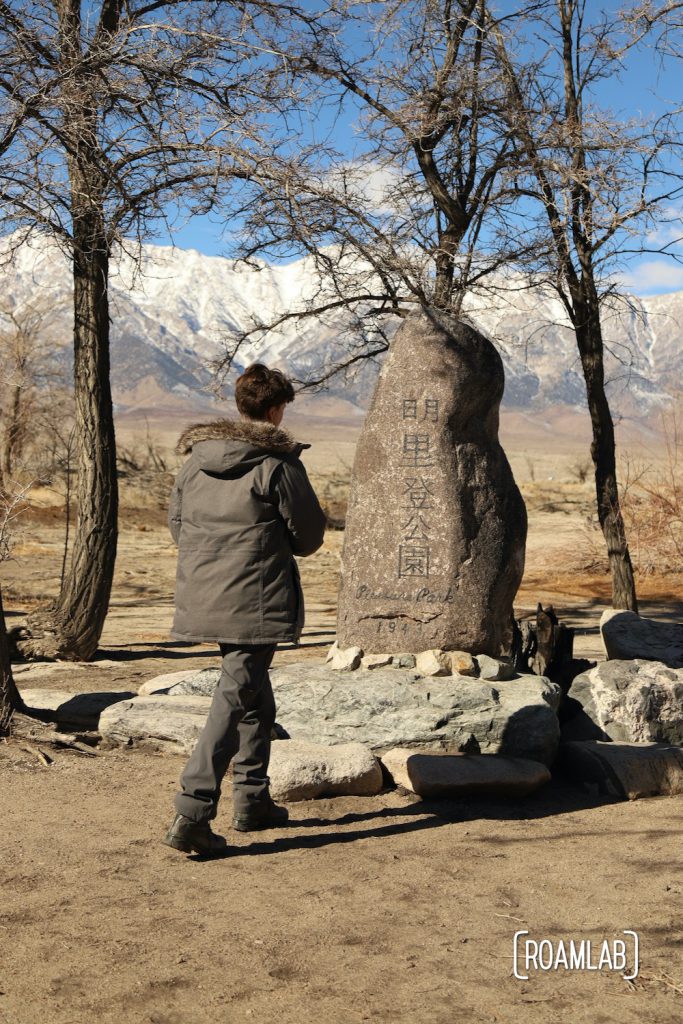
[380,748,551,798]
[139,668,219,697]
[131,662,560,763]
[271,662,561,765]
[269,741,383,802]
[601,609,683,668]
[568,660,683,744]
[19,688,135,729]
[99,695,383,801]
[558,740,683,800]
[99,695,212,754]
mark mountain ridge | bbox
[1,235,680,419]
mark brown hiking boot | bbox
[162,813,227,855]
[232,797,289,832]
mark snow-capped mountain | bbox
[0,235,680,417]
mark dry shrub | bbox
[619,409,683,575]
[573,406,683,577]
[309,462,352,530]
[117,421,177,510]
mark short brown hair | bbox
[235,363,295,420]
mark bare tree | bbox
[632,1,683,34]
[0,0,299,659]
[488,0,683,610]
[0,301,62,488]
[214,0,683,613]
[214,0,532,387]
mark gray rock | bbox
[600,609,683,668]
[475,654,516,681]
[381,748,551,798]
[448,651,478,677]
[569,660,683,744]
[415,649,451,676]
[328,645,363,672]
[336,310,527,655]
[558,740,683,800]
[99,694,212,753]
[160,668,221,697]
[141,667,220,700]
[361,654,393,670]
[270,660,561,765]
[19,688,135,729]
[393,653,416,668]
[269,741,383,801]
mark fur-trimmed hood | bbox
[176,417,310,475]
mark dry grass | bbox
[570,408,683,578]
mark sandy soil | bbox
[2,745,682,1024]
[1,425,682,1023]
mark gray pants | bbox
[174,643,277,823]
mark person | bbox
[163,363,326,855]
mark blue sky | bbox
[149,5,683,296]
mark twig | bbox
[19,743,53,766]
[641,971,683,997]
[53,736,100,757]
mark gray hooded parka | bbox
[169,418,326,644]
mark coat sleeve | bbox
[272,457,326,556]
[168,473,184,544]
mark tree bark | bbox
[20,0,118,661]
[573,291,638,611]
[2,380,24,478]
[433,226,462,309]
[24,217,118,660]
[0,584,23,735]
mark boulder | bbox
[327,645,363,672]
[558,740,683,799]
[153,669,222,697]
[393,653,416,669]
[448,652,478,677]
[138,669,212,696]
[145,667,221,698]
[381,748,550,798]
[600,609,683,668]
[568,660,683,744]
[475,654,516,681]
[361,654,393,670]
[269,741,383,801]
[336,310,527,655]
[269,661,561,765]
[415,649,451,676]
[19,688,135,729]
[99,694,212,753]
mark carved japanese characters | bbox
[336,309,527,655]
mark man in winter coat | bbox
[163,363,326,855]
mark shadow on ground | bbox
[185,779,629,862]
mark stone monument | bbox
[336,308,527,656]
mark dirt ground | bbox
[1,423,682,1024]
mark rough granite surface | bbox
[336,310,527,655]
[569,659,683,744]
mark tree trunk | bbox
[18,2,119,662]
[574,295,638,611]
[22,192,118,660]
[433,227,461,308]
[25,226,118,660]
[2,382,24,478]
[0,584,23,735]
